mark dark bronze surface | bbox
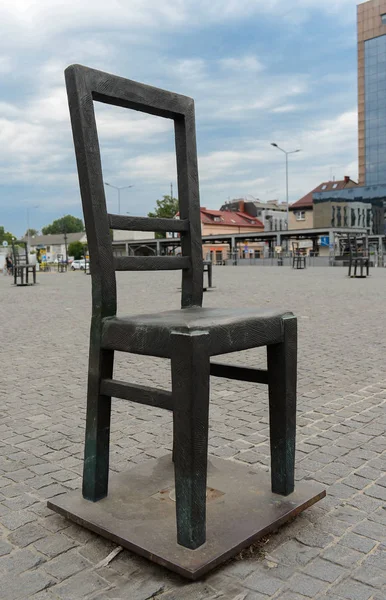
[48,455,326,580]
[64,64,301,551]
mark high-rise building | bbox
[358,0,386,185]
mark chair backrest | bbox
[12,241,28,266]
[65,64,203,319]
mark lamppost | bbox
[26,205,39,251]
[104,182,134,215]
[270,144,301,230]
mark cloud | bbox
[0,0,360,236]
[219,55,264,73]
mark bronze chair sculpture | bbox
[348,233,370,278]
[49,65,324,578]
[292,241,306,269]
[12,240,36,286]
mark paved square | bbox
[0,266,385,599]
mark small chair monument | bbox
[292,241,306,269]
[57,253,67,273]
[347,233,370,278]
[48,65,325,579]
[12,240,36,286]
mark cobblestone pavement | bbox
[0,266,385,600]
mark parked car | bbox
[71,259,88,271]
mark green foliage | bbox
[148,195,179,238]
[0,226,15,246]
[25,228,39,237]
[68,241,84,260]
[42,215,84,235]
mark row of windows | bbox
[365,35,386,185]
[330,207,372,228]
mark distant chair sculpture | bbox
[48,65,325,579]
[12,240,36,286]
[83,246,91,275]
[292,241,306,269]
[348,233,370,278]
[57,253,67,273]
[203,259,214,290]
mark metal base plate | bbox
[48,455,325,580]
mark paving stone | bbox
[0,539,13,556]
[33,533,76,558]
[353,563,386,588]
[295,527,334,548]
[53,570,110,599]
[333,578,374,600]
[0,548,45,575]
[303,557,346,582]
[322,545,363,567]
[288,573,327,597]
[8,522,48,547]
[244,570,284,595]
[0,510,36,531]
[0,570,54,600]
[339,532,377,553]
[43,550,92,580]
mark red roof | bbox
[291,177,357,209]
[200,208,264,228]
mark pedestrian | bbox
[5,254,13,276]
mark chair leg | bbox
[171,330,210,549]
[82,345,114,502]
[267,315,297,496]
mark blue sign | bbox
[320,236,329,247]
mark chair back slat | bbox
[108,214,189,233]
[114,256,190,271]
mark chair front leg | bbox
[82,341,114,502]
[267,315,297,496]
[171,330,210,549]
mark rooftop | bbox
[200,207,264,228]
[291,177,357,209]
[22,232,86,246]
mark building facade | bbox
[289,178,358,230]
[220,199,288,231]
[358,0,386,185]
[23,232,87,262]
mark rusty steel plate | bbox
[48,455,326,580]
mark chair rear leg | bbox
[267,315,297,496]
[171,330,210,549]
[82,345,114,502]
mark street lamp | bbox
[104,182,134,215]
[271,143,301,230]
[26,205,39,251]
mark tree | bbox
[25,228,39,237]
[42,215,84,235]
[68,241,84,260]
[0,226,15,246]
[148,195,179,238]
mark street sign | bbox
[42,255,47,261]
[319,236,329,247]
[2,241,8,247]
[244,244,248,253]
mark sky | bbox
[0,0,360,236]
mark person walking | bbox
[5,254,13,276]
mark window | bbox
[321,184,327,190]
[213,216,222,222]
[332,183,338,189]
[382,13,386,25]
[295,211,305,221]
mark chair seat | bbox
[101,306,293,357]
